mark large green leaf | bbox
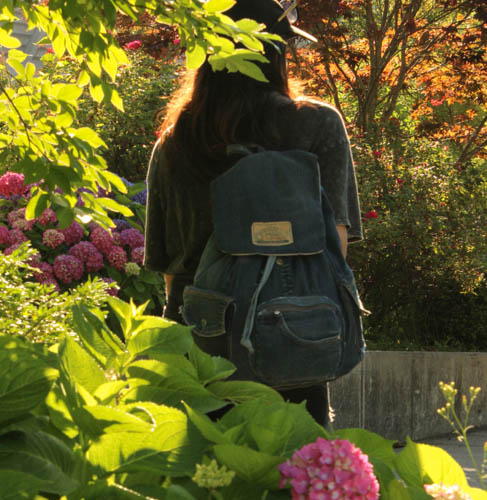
[0,337,57,425]
[395,438,468,495]
[71,305,124,369]
[127,321,193,358]
[188,344,236,385]
[124,360,226,413]
[86,403,208,477]
[213,444,283,488]
[0,469,50,499]
[0,430,78,495]
[59,336,107,394]
[335,428,397,466]
[208,380,283,404]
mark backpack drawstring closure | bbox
[240,255,277,354]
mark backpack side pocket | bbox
[250,296,344,389]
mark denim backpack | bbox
[182,146,367,389]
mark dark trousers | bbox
[279,384,329,427]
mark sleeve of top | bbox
[313,106,363,243]
[143,140,170,272]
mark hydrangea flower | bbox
[69,241,104,273]
[31,261,54,282]
[7,207,27,227]
[120,228,144,250]
[131,246,144,265]
[278,438,379,500]
[131,188,147,205]
[53,254,84,284]
[103,277,119,296]
[125,262,140,276]
[112,218,132,232]
[90,225,115,255]
[0,226,10,245]
[9,228,28,245]
[37,208,57,226]
[0,172,25,197]
[4,243,21,255]
[61,221,85,245]
[424,483,472,500]
[107,246,127,271]
[43,229,65,249]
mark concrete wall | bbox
[329,351,487,441]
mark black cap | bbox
[227,0,317,43]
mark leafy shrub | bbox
[39,44,179,181]
[348,132,487,351]
[0,171,165,314]
[0,293,485,499]
[0,243,110,343]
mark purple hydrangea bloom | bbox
[53,254,84,284]
[120,228,144,250]
[131,246,144,265]
[90,226,115,255]
[69,241,104,273]
[107,246,127,271]
[131,189,147,205]
[61,221,85,245]
[43,229,65,249]
[0,226,10,245]
[112,218,132,232]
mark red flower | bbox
[396,178,404,185]
[173,37,181,46]
[364,210,378,219]
[430,97,445,107]
[125,40,142,51]
[45,47,54,54]
[372,150,381,158]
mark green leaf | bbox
[395,437,468,492]
[189,343,236,385]
[86,404,207,476]
[214,444,283,488]
[0,469,50,499]
[465,487,487,500]
[72,127,107,148]
[186,43,206,69]
[128,321,193,358]
[96,197,133,216]
[0,337,57,425]
[387,479,412,499]
[71,304,124,369]
[0,431,79,495]
[124,360,226,413]
[203,0,236,13]
[208,380,283,404]
[335,428,397,466]
[183,402,230,445]
[59,336,107,394]
[55,83,83,103]
[55,207,75,229]
[45,385,79,439]
[25,191,49,220]
[0,27,21,48]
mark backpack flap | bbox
[210,150,326,256]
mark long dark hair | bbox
[158,42,302,179]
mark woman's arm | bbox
[336,224,348,258]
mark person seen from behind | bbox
[144,0,363,426]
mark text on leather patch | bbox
[251,221,294,246]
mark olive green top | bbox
[144,97,363,280]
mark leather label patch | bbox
[251,221,294,246]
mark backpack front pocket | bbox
[250,296,344,388]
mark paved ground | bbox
[420,428,487,489]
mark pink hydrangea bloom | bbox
[53,254,84,284]
[39,275,60,292]
[131,246,144,265]
[9,228,28,245]
[0,226,10,245]
[107,245,127,271]
[112,231,121,246]
[103,277,119,296]
[43,229,65,249]
[60,221,85,245]
[90,225,115,255]
[120,228,144,250]
[11,217,35,231]
[424,483,472,500]
[278,438,379,500]
[7,207,26,227]
[37,208,57,226]
[0,172,25,197]
[31,261,54,282]
[69,241,104,273]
